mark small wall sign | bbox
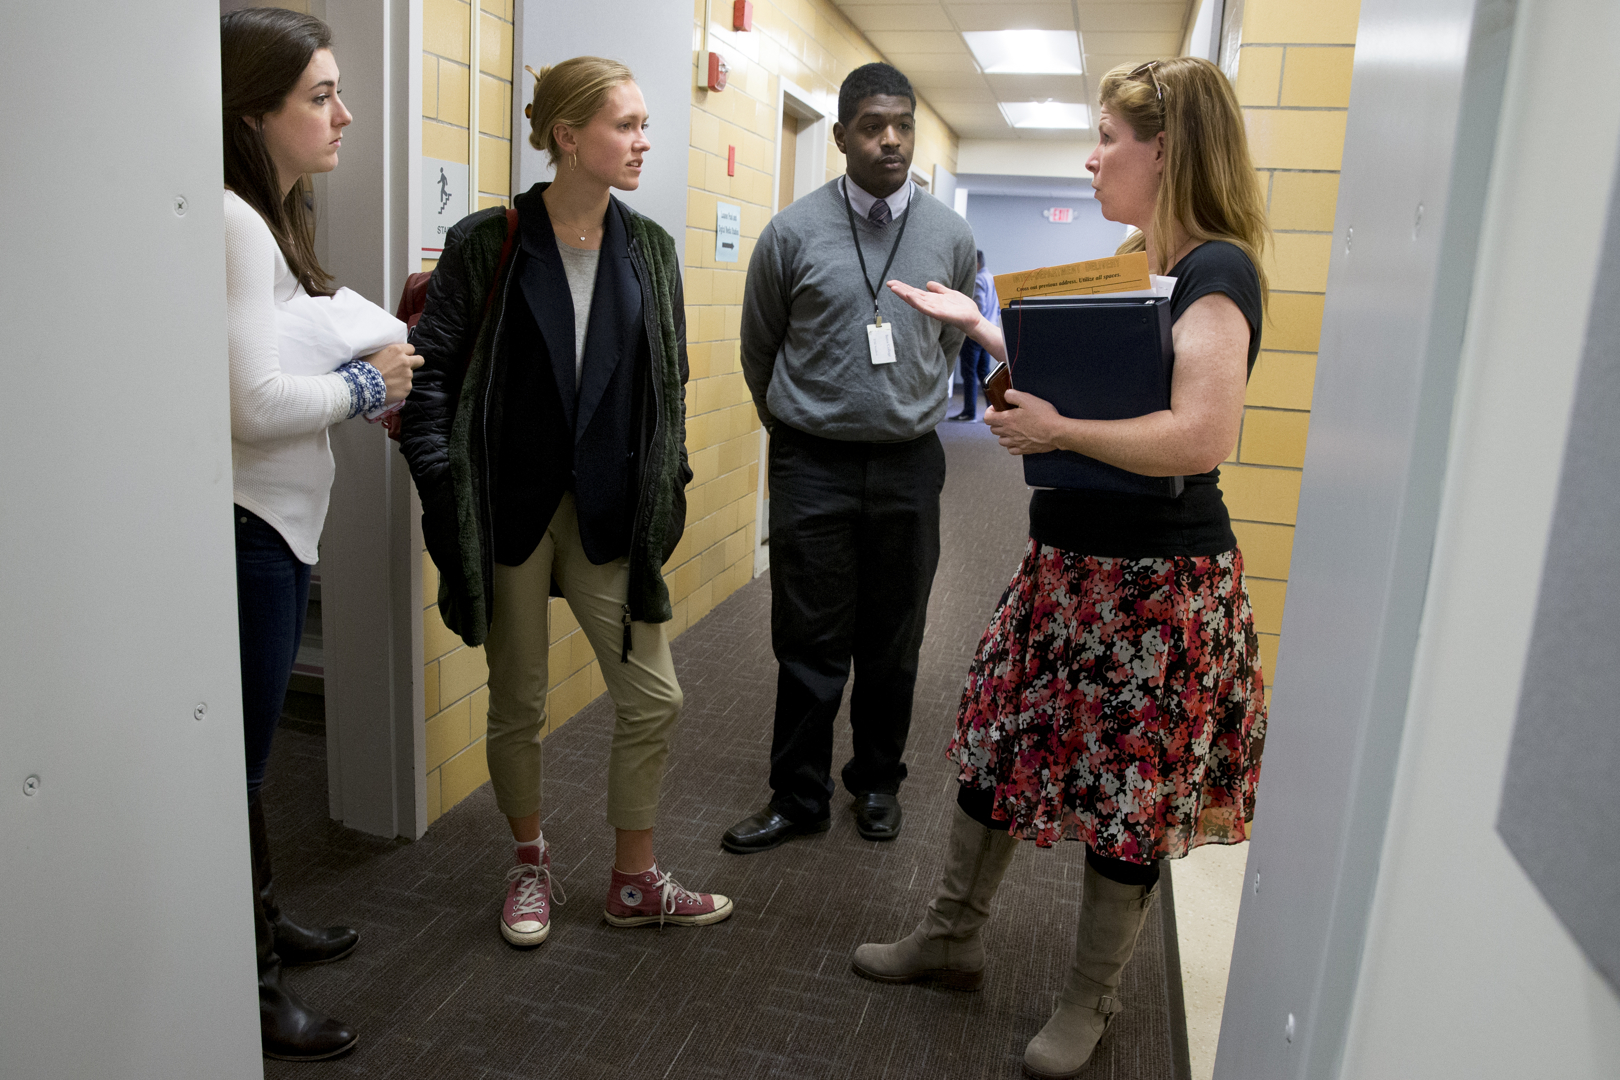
[715,201,742,262]
[423,158,469,259]
[1043,207,1075,223]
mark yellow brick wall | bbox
[419,0,517,825]
[415,0,959,826]
[1225,0,1360,689]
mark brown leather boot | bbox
[250,795,358,1061]
[249,792,359,965]
[851,804,1019,990]
[1022,861,1157,1079]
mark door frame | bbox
[756,80,829,577]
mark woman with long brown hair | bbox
[222,6,419,1060]
[853,56,1270,1078]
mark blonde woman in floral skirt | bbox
[854,56,1270,1080]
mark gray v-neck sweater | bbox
[741,177,977,442]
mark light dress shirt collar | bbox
[841,175,913,222]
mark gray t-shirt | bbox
[740,178,977,441]
[555,241,600,389]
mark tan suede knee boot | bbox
[1022,861,1157,1079]
[851,804,1019,990]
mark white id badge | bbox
[866,321,897,365]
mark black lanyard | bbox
[842,178,913,325]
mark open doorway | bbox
[755,81,829,578]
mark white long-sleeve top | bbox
[224,190,400,563]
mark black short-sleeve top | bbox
[1027,240,1263,558]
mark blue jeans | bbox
[957,340,993,415]
[234,506,311,795]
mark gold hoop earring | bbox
[570,153,578,170]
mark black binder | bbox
[1001,295,1183,498]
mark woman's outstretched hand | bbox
[364,342,422,405]
[985,389,1064,456]
[885,279,980,332]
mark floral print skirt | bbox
[947,542,1267,859]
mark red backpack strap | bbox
[387,208,520,443]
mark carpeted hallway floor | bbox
[261,416,1190,1079]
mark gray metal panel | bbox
[320,0,429,839]
[0,1,261,1075]
[517,0,694,264]
[1496,164,1620,994]
[1215,2,1518,1077]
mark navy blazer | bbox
[490,186,650,568]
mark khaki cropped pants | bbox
[483,493,683,830]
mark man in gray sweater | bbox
[722,63,976,854]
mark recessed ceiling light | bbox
[963,30,1084,75]
[998,100,1091,129]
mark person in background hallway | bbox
[723,63,977,854]
[854,57,1269,1080]
[399,57,730,953]
[222,8,422,1061]
[947,250,999,421]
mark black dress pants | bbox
[766,424,946,822]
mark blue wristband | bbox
[337,359,388,419]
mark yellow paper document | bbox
[993,251,1151,301]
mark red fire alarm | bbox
[727,145,736,176]
[706,51,728,92]
[733,0,753,30]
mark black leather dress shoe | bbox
[946,411,975,421]
[853,793,903,841]
[721,805,831,854]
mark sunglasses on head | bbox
[1128,60,1164,106]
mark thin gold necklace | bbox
[547,201,600,243]
[554,217,597,243]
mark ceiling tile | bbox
[865,29,973,54]
[1084,53,1155,78]
[1074,2,1190,34]
[941,102,1014,124]
[827,0,1195,141]
[983,73,1089,100]
[938,103,1010,121]
[1084,51,1165,72]
[888,52,983,73]
[908,70,998,91]
[945,3,1076,31]
[917,87,1000,105]
[1080,31,1182,54]
[840,5,957,31]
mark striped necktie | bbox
[867,197,892,228]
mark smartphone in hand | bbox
[983,361,1013,411]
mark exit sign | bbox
[1043,207,1074,223]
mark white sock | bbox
[515,833,543,852]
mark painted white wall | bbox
[0,1,260,1076]
[956,138,1095,178]
[1182,0,1222,62]
[1338,0,1620,1074]
[964,193,1119,276]
[516,0,693,261]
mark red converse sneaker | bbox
[500,839,565,947]
[603,863,734,928]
